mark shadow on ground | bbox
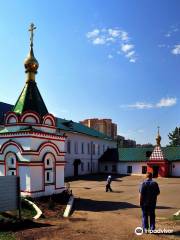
[65,174,127,182]
[0,219,52,232]
[73,198,175,212]
[156,206,175,209]
[74,198,139,212]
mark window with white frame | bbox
[67,141,71,154]
[5,152,17,176]
[74,142,78,154]
[44,153,55,184]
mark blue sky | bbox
[0,0,179,146]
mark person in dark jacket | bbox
[106,175,113,192]
[139,172,160,231]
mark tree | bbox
[168,127,180,146]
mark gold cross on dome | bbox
[29,23,36,47]
[157,126,160,134]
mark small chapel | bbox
[0,24,66,197]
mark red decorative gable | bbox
[149,146,164,161]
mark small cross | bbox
[157,126,160,134]
[28,23,36,47]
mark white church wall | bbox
[0,136,65,155]
[44,185,55,196]
[0,165,4,176]
[100,162,147,175]
[56,165,64,189]
[0,144,26,162]
[19,166,31,192]
[118,162,147,175]
[30,166,43,192]
[172,162,180,176]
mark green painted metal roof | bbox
[0,126,64,137]
[118,147,153,162]
[56,118,113,140]
[13,80,48,116]
[118,146,180,162]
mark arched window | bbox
[44,153,55,184]
[5,152,17,176]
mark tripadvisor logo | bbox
[135,227,143,235]
[135,227,173,235]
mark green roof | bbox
[0,126,63,137]
[118,146,180,162]
[13,80,48,116]
[118,147,153,162]
[56,118,113,140]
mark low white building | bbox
[56,119,115,177]
[100,134,180,177]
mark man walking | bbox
[139,172,160,232]
[106,175,113,192]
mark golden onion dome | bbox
[156,127,161,146]
[24,46,39,73]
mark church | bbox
[0,24,116,197]
[0,24,66,197]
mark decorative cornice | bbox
[0,140,66,156]
[0,130,65,140]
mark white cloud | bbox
[108,28,121,37]
[120,97,177,110]
[156,97,177,107]
[127,102,153,109]
[121,31,129,41]
[164,25,179,38]
[106,37,116,42]
[129,58,136,63]
[121,44,134,53]
[93,37,106,45]
[126,50,135,58]
[159,25,180,55]
[86,29,100,38]
[171,44,180,55]
[86,27,137,63]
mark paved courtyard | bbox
[68,175,180,240]
[16,175,180,240]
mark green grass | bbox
[0,200,36,221]
[172,215,180,221]
[0,232,15,240]
[20,199,36,219]
[0,198,36,239]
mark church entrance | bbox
[152,165,159,178]
[73,159,81,177]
